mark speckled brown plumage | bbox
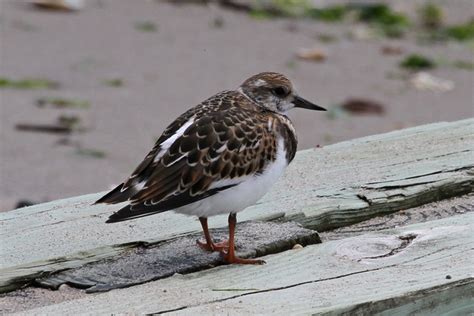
[97,89,296,218]
[96,72,325,264]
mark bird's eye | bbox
[272,86,289,97]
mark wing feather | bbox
[97,91,279,223]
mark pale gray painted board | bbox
[19,212,474,315]
[1,119,473,291]
[34,221,320,293]
[322,196,474,240]
[320,279,473,316]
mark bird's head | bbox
[238,72,326,114]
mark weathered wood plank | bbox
[34,221,320,293]
[1,119,473,293]
[320,279,474,316]
[15,212,473,315]
[321,195,474,240]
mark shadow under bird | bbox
[96,72,326,264]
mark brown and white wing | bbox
[95,105,198,205]
[102,108,278,223]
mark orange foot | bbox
[197,239,229,252]
[221,251,266,265]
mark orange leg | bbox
[197,217,228,252]
[221,213,266,265]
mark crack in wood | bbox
[356,194,372,205]
[152,268,388,314]
[151,243,462,315]
[320,180,474,231]
[364,164,474,186]
[322,200,473,241]
[410,247,470,265]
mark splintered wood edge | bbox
[0,242,140,293]
[323,278,474,315]
[293,171,474,231]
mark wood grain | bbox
[1,119,473,294]
[35,221,320,293]
[16,212,473,315]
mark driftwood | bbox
[0,119,473,313]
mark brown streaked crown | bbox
[239,72,295,113]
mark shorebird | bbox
[96,72,326,264]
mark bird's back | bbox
[96,90,297,222]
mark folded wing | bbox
[98,104,277,223]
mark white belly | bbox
[174,138,288,217]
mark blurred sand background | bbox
[0,0,473,211]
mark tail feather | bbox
[95,183,130,204]
[105,203,166,223]
[105,184,237,224]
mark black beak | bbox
[293,95,326,111]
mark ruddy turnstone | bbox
[96,72,326,264]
